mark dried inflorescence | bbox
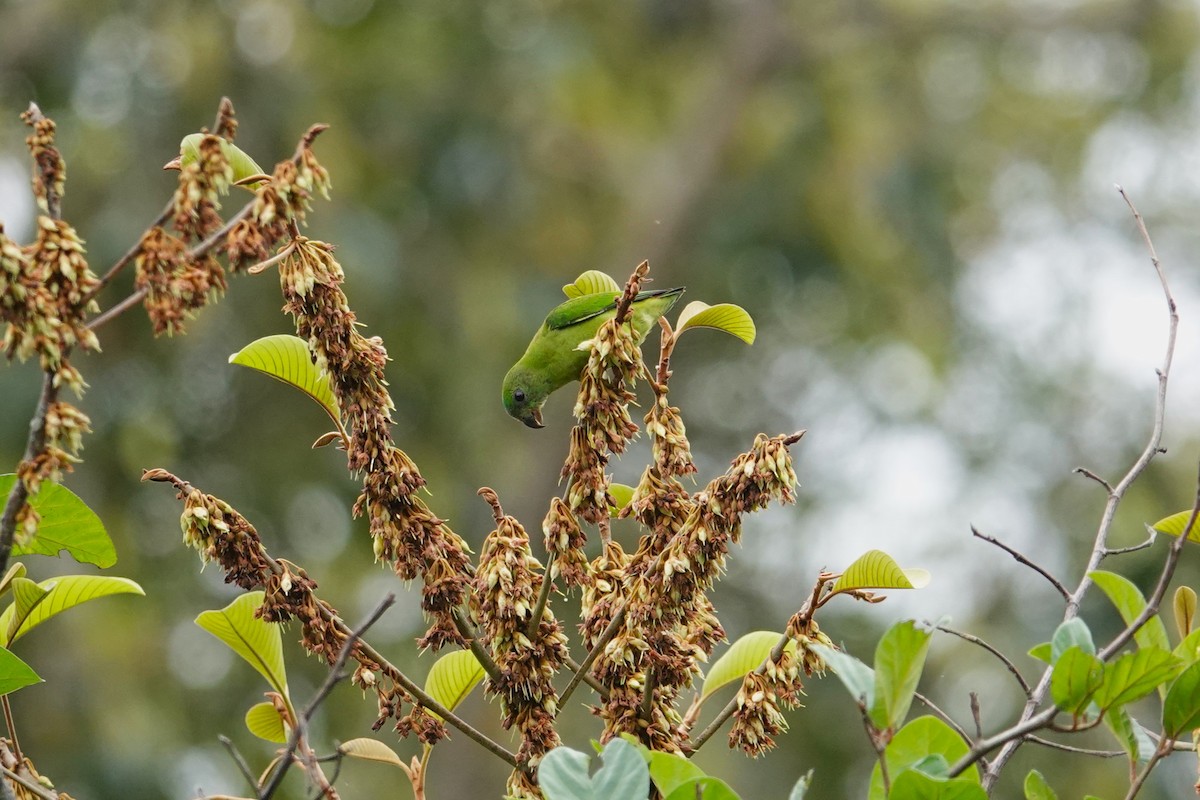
[542,497,590,589]
[172,134,232,239]
[727,624,822,757]
[178,486,273,589]
[135,227,227,336]
[275,236,472,650]
[472,489,565,798]
[645,393,695,477]
[21,107,64,215]
[0,218,99,392]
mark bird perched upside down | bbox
[502,286,685,428]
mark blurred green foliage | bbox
[3,0,1200,797]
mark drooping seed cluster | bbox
[542,497,589,589]
[472,489,566,799]
[645,393,695,477]
[278,236,473,651]
[134,226,226,336]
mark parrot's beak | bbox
[163,156,182,171]
[522,408,544,429]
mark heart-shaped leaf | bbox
[0,476,116,567]
[245,700,287,743]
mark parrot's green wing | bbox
[544,292,621,330]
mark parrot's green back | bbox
[502,286,684,427]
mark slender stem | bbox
[563,655,609,699]
[218,735,259,792]
[0,766,54,800]
[978,187,1180,789]
[970,527,1070,602]
[913,691,973,746]
[559,606,628,709]
[450,609,503,685]
[936,625,1032,697]
[1123,740,1172,800]
[639,667,658,724]
[260,595,396,800]
[687,695,739,753]
[83,201,173,303]
[525,561,556,641]
[0,699,17,766]
[1025,735,1122,758]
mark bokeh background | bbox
[3,0,1200,797]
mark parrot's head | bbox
[502,363,548,429]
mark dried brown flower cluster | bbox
[20,108,64,215]
[542,497,589,588]
[276,236,473,651]
[134,226,226,336]
[472,489,566,799]
[227,143,330,271]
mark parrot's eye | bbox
[513,389,526,403]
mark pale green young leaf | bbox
[179,133,266,186]
[1089,571,1171,653]
[0,647,40,696]
[1152,509,1200,542]
[196,591,288,696]
[5,578,48,646]
[1023,770,1057,800]
[674,301,756,344]
[870,620,932,731]
[645,750,705,797]
[424,649,484,718]
[888,770,987,800]
[339,738,408,768]
[608,483,635,516]
[1176,629,1200,664]
[1104,705,1155,764]
[700,631,794,702]
[1050,618,1095,662]
[0,475,116,567]
[1050,647,1104,715]
[868,716,980,800]
[1028,642,1052,664]
[664,777,741,800]
[788,770,814,800]
[562,270,621,299]
[245,701,287,743]
[0,563,25,599]
[229,335,340,425]
[0,575,143,646]
[809,643,875,709]
[1176,586,1197,640]
[1162,660,1200,737]
[828,550,930,596]
[538,746,591,800]
[592,739,649,799]
[1094,647,1182,710]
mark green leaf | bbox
[179,133,266,186]
[339,738,408,768]
[1176,629,1200,664]
[664,777,741,800]
[1028,642,1052,664]
[245,701,287,743]
[538,747,592,800]
[887,770,987,800]
[1050,647,1104,716]
[871,620,932,731]
[1050,618,1095,662]
[700,631,793,702]
[608,483,635,516]
[229,335,340,425]
[1023,769,1057,800]
[1104,705,1155,764]
[1162,660,1200,737]
[1094,647,1182,710]
[196,591,288,696]
[0,476,116,567]
[829,550,930,597]
[645,749,706,796]
[869,716,980,800]
[5,578,48,646]
[809,644,875,709]
[674,301,756,344]
[788,771,814,800]
[1152,509,1200,542]
[592,739,650,799]
[562,270,621,299]
[424,649,484,718]
[0,647,40,696]
[1089,571,1171,653]
[0,564,24,600]
[0,575,144,646]
[1176,586,1197,640]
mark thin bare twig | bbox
[218,735,258,793]
[914,691,974,748]
[1073,467,1114,494]
[936,625,1032,698]
[969,187,1181,788]
[1103,527,1158,557]
[1025,735,1123,758]
[971,527,1070,602]
[259,594,396,800]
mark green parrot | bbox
[502,286,685,428]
